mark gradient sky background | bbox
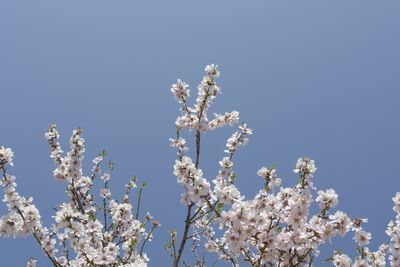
[1,1,400,266]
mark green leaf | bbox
[217,203,224,213]
[229,172,237,183]
[334,249,343,254]
[89,213,96,221]
[108,160,114,171]
[100,149,108,157]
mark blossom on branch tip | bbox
[171,79,190,104]
[208,111,240,130]
[294,157,317,176]
[354,229,372,246]
[316,189,339,211]
[0,146,14,167]
[26,258,37,267]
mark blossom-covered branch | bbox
[0,127,159,267]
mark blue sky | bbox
[1,0,399,266]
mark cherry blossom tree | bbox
[1,64,400,267]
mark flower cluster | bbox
[171,79,190,105]
[331,219,387,267]
[172,64,238,132]
[173,156,211,205]
[257,166,281,192]
[199,161,356,266]
[316,189,338,216]
[208,111,240,130]
[0,126,159,267]
[0,150,42,239]
[0,146,14,167]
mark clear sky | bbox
[1,0,399,266]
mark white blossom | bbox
[316,189,339,211]
[333,252,352,267]
[171,79,190,104]
[0,146,14,167]
[354,229,372,246]
[26,258,37,267]
[294,157,317,175]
